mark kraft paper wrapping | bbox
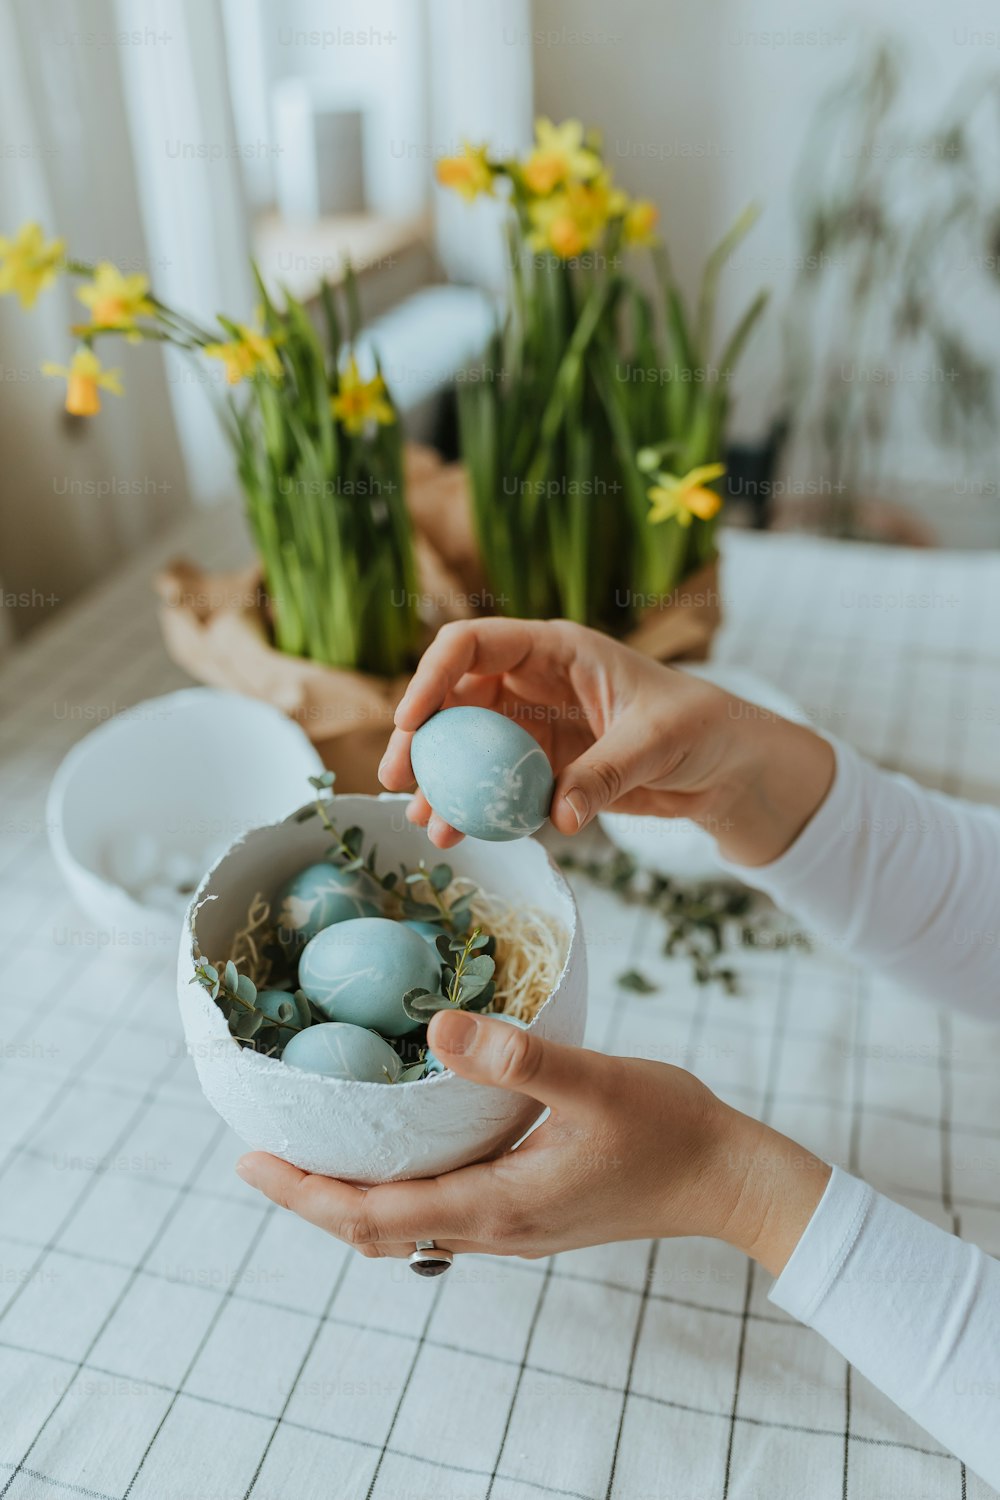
[156,445,721,791]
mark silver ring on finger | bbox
[408,1239,453,1277]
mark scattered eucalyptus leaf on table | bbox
[617,968,659,995]
[559,849,811,995]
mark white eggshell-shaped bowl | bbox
[48,688,324,947]
[178,794,586,1185]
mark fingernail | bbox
[563,788,589,830]
[235,1157,256,1186]
[377,755,389,785]
[433,1009,478,1054]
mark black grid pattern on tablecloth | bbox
[1,527,999,1499]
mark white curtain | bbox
[115,0,254,504]
[0,0,250,648]
[0,0,192,642]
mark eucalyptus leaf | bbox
[397,1061,429,1083]
[224,960,239,992]
[617,968,658,994]
[429,863,452,892]
[401,900,441,921]
[457,974,493,1002]
[463,980,495,1012]
[292,989,313,1028]
[235,974,258,1004]
[402,989,453,1022]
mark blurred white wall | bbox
[224,0,430,218]
[532,0,1000,535]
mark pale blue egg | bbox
[254,988,311,1046]
[298,917,440,1037]
[281,1022,402,1083]
[410,707,553,841]
[402,918,444,948]
[274,861,381,952]
[424,1011,529,1074]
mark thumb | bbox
[550,720,660,834]
[428,1011,593,1109]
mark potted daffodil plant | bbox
[0,221,420,676]
[437,118,769,634]
[2,118,768,783]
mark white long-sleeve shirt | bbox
[723,740,1000,1485]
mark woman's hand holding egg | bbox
[236,1011,831,1274]
[379,617,836,867]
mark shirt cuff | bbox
[717,735,863,891]
[768,1165,874,1323]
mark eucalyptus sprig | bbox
[295,773,476,930]
[192,956,314,1052]
[294,771,392,893]
[402,926,496,1023]
[396,860,474,932]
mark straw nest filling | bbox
[223,875,569,1035]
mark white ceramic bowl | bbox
[48,689,325,945]
[178,794,587,1184]
[599,665,807,882]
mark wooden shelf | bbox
[252,211,433,305]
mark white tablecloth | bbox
[2,516,1000,1500]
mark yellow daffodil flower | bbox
[623,198,659,247]
[522,117,601,196]
[76,261,155,339]
[435,141,494,202]
[330,358,395,435]
[204,323,283,384]
[647,463,726,527]
[0,221,65,309]
[42,348,124,416]
[528,173,626,259]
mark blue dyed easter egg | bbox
[275,861,381,951]
[402,918,444,948]
[410,707,553,842]
[254,988,311,1046]
[298,917,440,1037]
[281,1022,402,1083]
[424,1012,529,1075]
